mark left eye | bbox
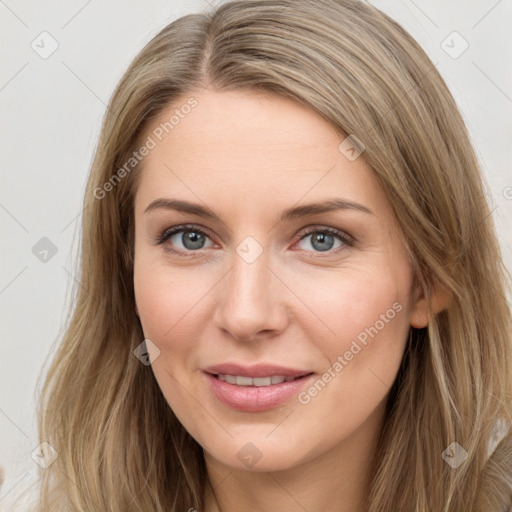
[295,228,352,253]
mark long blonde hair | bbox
[32,0,512,510]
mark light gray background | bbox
[1,0,511,509]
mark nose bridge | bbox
[231,247,269,304]
[214,242,286,340]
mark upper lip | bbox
[203,363,313,378]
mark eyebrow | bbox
[144,197,373,223]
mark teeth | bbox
[236,376,253,386]
[217,374,296,386]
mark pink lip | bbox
[203,363,311,378]
[203,365,315,412]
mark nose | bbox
[213,247,289,342]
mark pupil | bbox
[312,233,333,252]
[183,231,205,250]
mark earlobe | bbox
[409,281,452,328]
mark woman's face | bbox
[133,89,429,472]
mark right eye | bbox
[156,224,217,256]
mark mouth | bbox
[204,370,316,412]
[210,373,311,387]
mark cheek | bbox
[294,266,409,358]
[291,269,410,435]
[133,257,215,355]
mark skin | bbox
[133,89,448,512]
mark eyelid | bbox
[296,224,354,244]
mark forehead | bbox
[134,89,387,219]
[142,88,340,160]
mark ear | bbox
[409,280,452,328]
[134,300,139,317]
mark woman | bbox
[34,0,512,510]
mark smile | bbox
[205,371,315,412]
[216,374,300,386]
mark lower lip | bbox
[204,372,315,412]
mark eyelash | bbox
[155,223,355,258]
